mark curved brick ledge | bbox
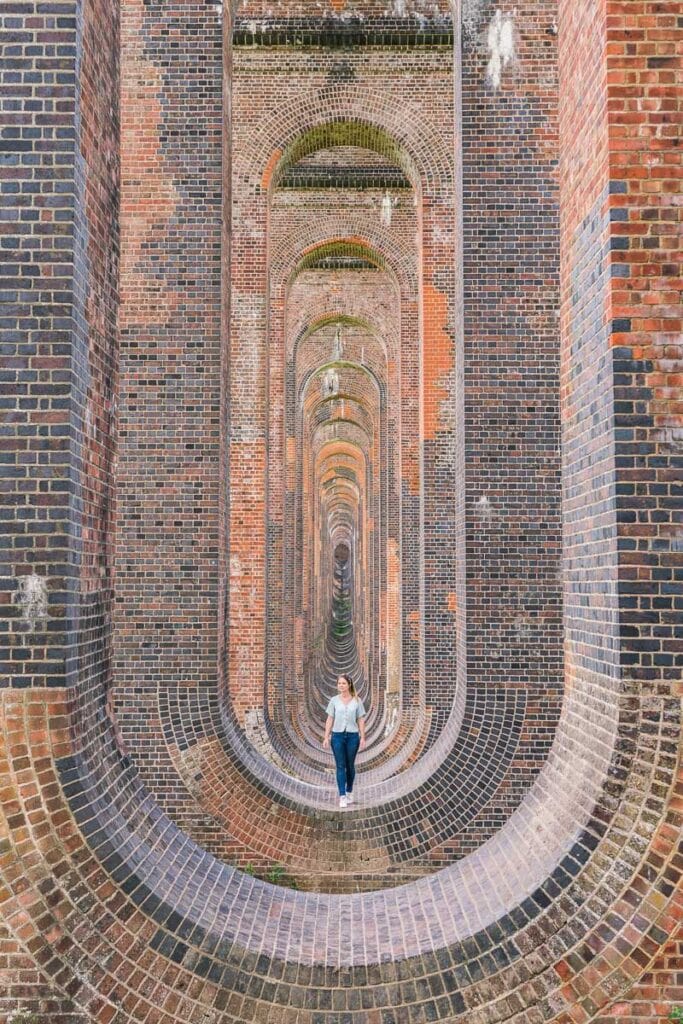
[157,686,527,883]
[0,669,650,962]
[264,702,431,781]
[0,685,680,1022]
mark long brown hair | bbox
[338,674,356,697]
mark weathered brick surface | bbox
[0,683,680,1021]
[110,0,568,880]
[1,0,119,1010]
[0,0,681,1020]
[1,0,118,692]
[596,929,683,1023]
[461,0,564,851]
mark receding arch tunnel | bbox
[261,144,430,775]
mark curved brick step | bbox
[0,687,680,1024]
[156,684,530,882]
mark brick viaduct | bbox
[0,0,681,1021]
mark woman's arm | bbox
[322,714,333,748]
[358,714,366,751]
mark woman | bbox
[323,675,366,808]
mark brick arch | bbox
[227,83,452,737]
[292,346,398,760]
[295,239,388,273]
[2,682,678,988]
[4,0,681,1018]
[300,352,387,399]
[292,311,394,362]
[300,373,383,723]
[273,229,418,296]
[238,98,454,195]
[270,299,416,772]
[272,119,422,191]
[261,130,430,768]
[265,219,423,771]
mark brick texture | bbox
[0,0,680,1020]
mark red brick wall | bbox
[113,0,224,810]
[1,0,119,1014]
[555,0,682,1015]
[0,0,681,1019]
[597,929,683,1023]
[604,0,682,684]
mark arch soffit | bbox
[307,401,376,443]
[233,98,453,198]
[316,440,368,470]
[300,364,384,417]
[277,234,416,297]
[310,419,370,451]
[292,313,392,368]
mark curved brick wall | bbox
[1,0,681,1020]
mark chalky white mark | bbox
[321,368,339,398]
[8,1011,38,1024]
[380,190,398,227]
[384,704,398,738]
[486,10,516,90]
[333,324,343,360]
[476,495,493,522]
[662,427,683,452]
[15,573,48,631]
[461,0,486,42]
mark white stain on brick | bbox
[8,1011,39,1024]
[476,495,494,523]
[321,367,339,398]
[15,573,48,631]
[486,10,515,90]
[461,0,486,43]
[384,703,398,738]
[379,190,398,227]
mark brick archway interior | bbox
[1,0,680,1020]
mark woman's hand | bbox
[359,737,366,752]
[322,736,330,749]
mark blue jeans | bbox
[331,731,360,796]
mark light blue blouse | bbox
[326,695,366,733]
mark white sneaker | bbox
[339,796,348,809]
[346,792,354,804]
